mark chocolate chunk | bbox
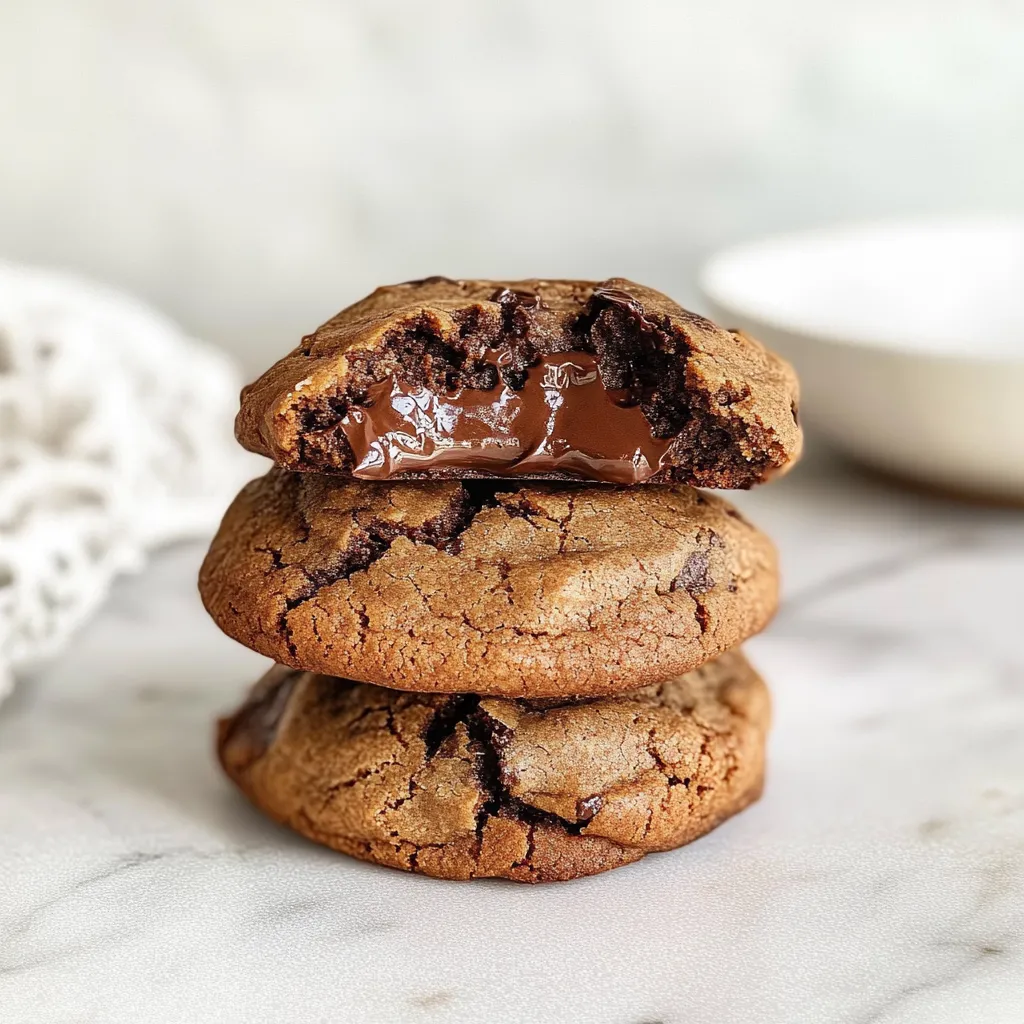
[221,667,301,767]
[673,549,715,597]
[575,794,604,821]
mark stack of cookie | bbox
[200,277,801,882]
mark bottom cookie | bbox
[217,650,770,882]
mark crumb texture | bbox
[217,650,769,882]
[198,470,779,696]
[235,277,802,488]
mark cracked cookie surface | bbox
[198,470,779,697]
[217,650,769,882]
[235,276,801,488]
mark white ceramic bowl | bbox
[699,218,1024,499]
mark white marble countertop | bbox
[2,460,1023,1024]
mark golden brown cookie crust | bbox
[235,277,801,488]
[199,470,779,697]
[217,650,770,882]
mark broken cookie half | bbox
[236,277,802,488]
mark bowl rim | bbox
[698,215,1024,365]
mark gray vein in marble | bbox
[777,531,986,617]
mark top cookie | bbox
[236,277,801,488]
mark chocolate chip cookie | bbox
[217,649,769,882]
[199,469,778,697]
[235,277,801,488]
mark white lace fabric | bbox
[0,261,257,700]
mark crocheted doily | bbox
[0,261,257,700]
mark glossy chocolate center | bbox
[338,350,671,484]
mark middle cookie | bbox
[199,469,778,697]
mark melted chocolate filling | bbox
[339,350,673,485]
[301,284,703,484]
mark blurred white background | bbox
[2,0,1023,374]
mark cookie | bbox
[217,650,769,882]
[235,277,801,488]
[199,469,778,697]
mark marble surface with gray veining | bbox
[2,460,1023,1024]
